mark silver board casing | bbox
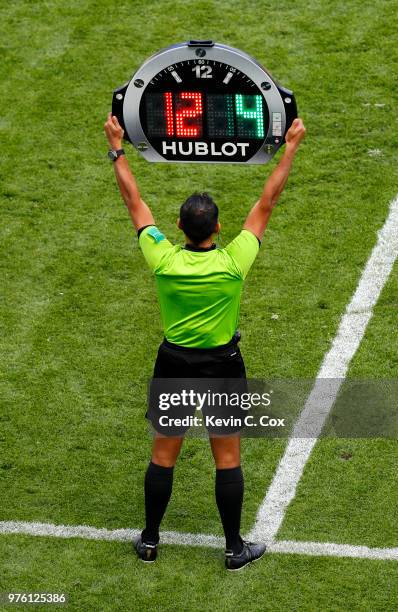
[122,41,292,164]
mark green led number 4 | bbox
[235,95,264,138]
[217,94,265,139]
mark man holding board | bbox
[104,113,306,570]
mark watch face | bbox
[139,59,269,162]
[108,150,117,161]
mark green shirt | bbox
[139,226,259,348]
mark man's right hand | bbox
[104,113,124,150]
[285,118,306,151]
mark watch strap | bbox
[108,148,125,161]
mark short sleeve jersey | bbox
[139,226,259,348]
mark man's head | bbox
[178,192,220,245]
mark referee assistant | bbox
[104,113,306,570]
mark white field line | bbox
[0,521,223,549]
[248,195,398,543]
[1,521,398,561]
[270,540,398,561]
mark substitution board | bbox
[112,40,297,164]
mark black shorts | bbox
[147,334,247,436]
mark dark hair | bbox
[179,192,219,244]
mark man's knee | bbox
[214,454,240,469]
[210,436,240,469]
[151,436,183,467]
[151,452,178,468]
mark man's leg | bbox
[209,435,244,554]
[210,434,267,570]
[141,434,184,544]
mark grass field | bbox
[1,0,398,610]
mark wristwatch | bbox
[107,148,125,162]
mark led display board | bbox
[112,40,297,164]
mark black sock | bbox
[215,466,244,554]
[141,461,174,544]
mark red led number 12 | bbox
[163,92,203,137]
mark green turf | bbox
[1,536,397,612]
[1,0,397,609]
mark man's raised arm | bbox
[104,113,155,231]
[243,118,306,241]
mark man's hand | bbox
[104,113,124,150]
[285,118,306,151]
[104,114,155,230]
